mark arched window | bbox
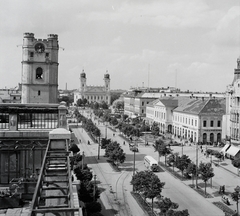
[203,133,207,144]
[210,133,214,143]
[36,67,43,79]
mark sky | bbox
[0,0,239,92]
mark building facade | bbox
[123,88,225,119]
[74,70,111,105]
[172,98,225,143]
[21,33,59,104]
[225,58,240,145]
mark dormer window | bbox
[36,67,43,79]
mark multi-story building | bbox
[0,86,21,103]
[224,58,240,145]
[145,96,226,143]
[123,87,225,118]
[173,98,225,143]
[74,70,111,105]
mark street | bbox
[71,114,228,215]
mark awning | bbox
[226,145,240,157]
[220,143,231,153]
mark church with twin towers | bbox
[74,70,111,105]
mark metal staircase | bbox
[28,136,81,216]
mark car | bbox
[130,146,138,152]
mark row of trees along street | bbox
[131,170,189,216]
[68,143,103,216]
[153,138,215,196]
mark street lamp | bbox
[195,141,199,188]
[98,136,100,159]
[210,154,213,187]
[105,122,108,139]
[132,147,136,192]
[82,151,85,170]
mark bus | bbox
[144,156,159,172]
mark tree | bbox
[78,181,100,203]
[77,98,83,107]
[151,122,159,136]
[154,139,172,164]
[167,153,179,171]
[110,117,119,126]
[186,162,197,184]
[198,162,214,195]
[157,197,179,215]
[69,143,80,154]
[85,201,102,215]
[105,141,126,167]
[74,164,93,182]
[231,186,240,215]
[175,155,191,178]
[232,158,240,170]
[131,170,165,213]
[101,138,111,149]
[166,209,189,216]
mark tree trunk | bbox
[205,181,207,196]
[152,198,154,215]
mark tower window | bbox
[38,90,41,96]
[36,67,43,79]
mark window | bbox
[30,52,34,57]
[36,67,43,79]
[195,120,197,127]
[203,120,207,127]
[45,53,49,58]
[38,90,41,96]
[142,101,144,106]
[192,119,193,126]
[218,120,221,127]
[210,120,214,127]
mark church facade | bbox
[74,70,111,105]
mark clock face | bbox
[35,43,45,53]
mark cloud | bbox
[210,6,240,47]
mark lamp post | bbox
[82,151,85,170]
[133,146,136,191]
[210,154,213,187]
[98,136,100,159]
[195,141,198,188]
[105,122,107,139]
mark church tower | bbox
[80,69,87,98]
[21,33,59,104]
[104,71,111,104]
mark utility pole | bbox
[98,136,100,159]
[195,142,198,188]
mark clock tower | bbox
[21,33,59,104]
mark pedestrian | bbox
[222,185,225,194]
